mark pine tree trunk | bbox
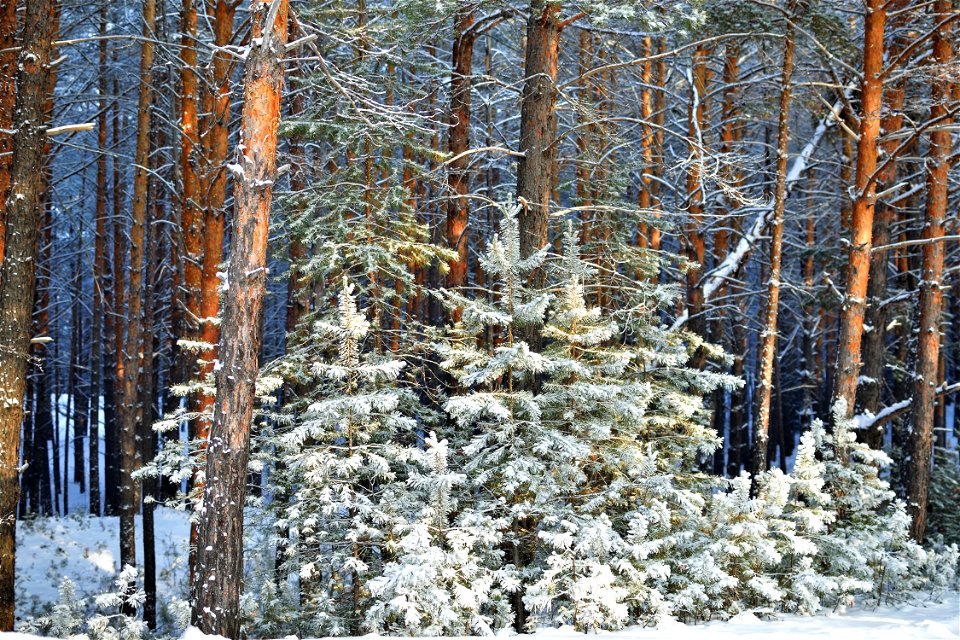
[0,0,18,265]
[858,1,911,444]
[445,9,474,310]
[286,85,308,339]
[191,0,235,579]
[516,0,560,271]
[118,0,156,601]
[179,0,203,571]
[684,43,709,368]
[832,0,886,418]
[71,221,87,493]
[752,6,797,481]
[104,66,126,518]
[88,0,109,517]
[191,3,288,636]
[711,41,741,475]
[180,0,203,350]
[141,116,165,628]
[0,0,59,625]
[906,0,952,543]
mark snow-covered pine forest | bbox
[0,0,958,637]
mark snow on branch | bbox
[854,382,960,431]
[670,86,853,333]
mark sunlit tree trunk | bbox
[832,0,886,418]
[446,9,475,311]
[906,0,952,543]
[0,0,18,265]
[516,0,560,274]
[858,0,911,443]
[191,2,288,636]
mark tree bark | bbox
[180,0,203,347]
[0,0,18,265]
[445,9,475,313]
[0,0,59,626]
[88,0,109,517]
[141,109,165,628]
[118,0,156,602]
[832,0,886,418]
[191,0,235,579]
[858,1,911,444]
[516,0,560,272]
[751,3,798,483]
[906,0,952,543]
[191,2,288,636]
[684,43,709,369]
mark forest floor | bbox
[9,509,959,638]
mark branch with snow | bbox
[670,86,853,333]
[854,382,960,431]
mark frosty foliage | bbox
[249,209,950,636]
[22,566,148,640]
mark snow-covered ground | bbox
[3,596,959,639]
[14,508,191,622]
[10,509,959,638]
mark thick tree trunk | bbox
[858,1,911,444]
[906,0,952,543]
[752,6,797,481]
[0,0,18,264]
[516,0,560,271]
[832,0,886,418]
[191,2,288,636]
[191,0,235,579]
[0,0,58,626]
[446,9,475,312]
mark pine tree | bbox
[436,211,737,630]
[276,280,428,635]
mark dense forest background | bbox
[0,0,957,636]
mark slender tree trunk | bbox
[711,41,741,475]
[191,3,288,636]
[751,3,797,482]
[118,0,156,602]
[88,0,109,517]
[0,0,58,625]
[71,211,86,493]
[906,0,952,543]
[104,66,126,517]
[832,0,886,418]
[684,43,709,368]
[180,0,203,350]
[180,0,203,570]
[141,113,165,628]
[286,86,308,340]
